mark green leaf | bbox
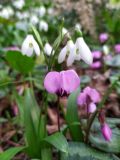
[6,50,35,74]
[61,142,119,160]
[44,132,69,153]
[0,146,25,160]
[31,25,43,49]
[23,88,41,158]
[65,88,84,141]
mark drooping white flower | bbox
[21,35,40,57]
[74,37,93,65]
[39,20,48,32]
[13,0,25,9]
[47,8,54,15]
[44,43,54,56]
[0,7,14,19]
[38,6,46,17]
[58,40,75,65]
[30,15,39,25]
[75,23,82,30]
[102,45,109,55]
[62,27,70,37]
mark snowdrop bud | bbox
[101,123,112,141]
[102,45,109,55]
[13,0,25,9]
[44,43,54,56]
[62,27,70,38]
[75,23,82,31]
[39,20,48,32]
[75,37,93,65]
[38,6,46,17]
[21,35,40,57]
[30,15,39,25]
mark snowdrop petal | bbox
[60,70,80,94]
[76,37,93,65]
[32,38,40,56]
[21,35,40,56]
[58,46,67,63]
[67,51,75,66]
[44,43,53,56]
[44,71,60,94]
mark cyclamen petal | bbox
[88,102,96,113]
[44,70,80,96]
[60,70,80,94]
[84,86,100,103]
[77,92,87,106]
[44,71,60,94]
[76,37,93,65]
[101,123,112,141]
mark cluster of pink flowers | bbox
[91,50,102,69]
[44,69,112,141]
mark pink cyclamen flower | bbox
[92,50,102,59]
[91,61,102,69]
[77,86,100,113]
[44,70,80,96]
[99,33,108,43]
[101,123,112,141]
[114,44,120,53]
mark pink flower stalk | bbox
[101,123,112,141]
[114,44,120,53]
[91,61,102,69]
[99,33,108,43]
[44,70,80,96]
[92,50,102,59]
[77,86,100,113]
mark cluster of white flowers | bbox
[21,28,93,67]
[58,29,93,66]
[0,6,14,19]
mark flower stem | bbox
[85,81,117,143]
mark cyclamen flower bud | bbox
[101,123,112,141]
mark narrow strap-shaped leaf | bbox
[65,88,84,141]
[44,132,69,153]
[0,146,25,160]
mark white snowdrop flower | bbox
[0,7,14,19]
[44,43,54,56]
[39,20,48,32]
[30,15,39,25]
[38,6,46,17]
[75,23,82,30]
[102,45,109,55]
[47,8,54,15]
[74,37,93,65]
[62,27,70,37]
[58,40,75,65]
[13,0,25,9]
[21,35,40,57]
